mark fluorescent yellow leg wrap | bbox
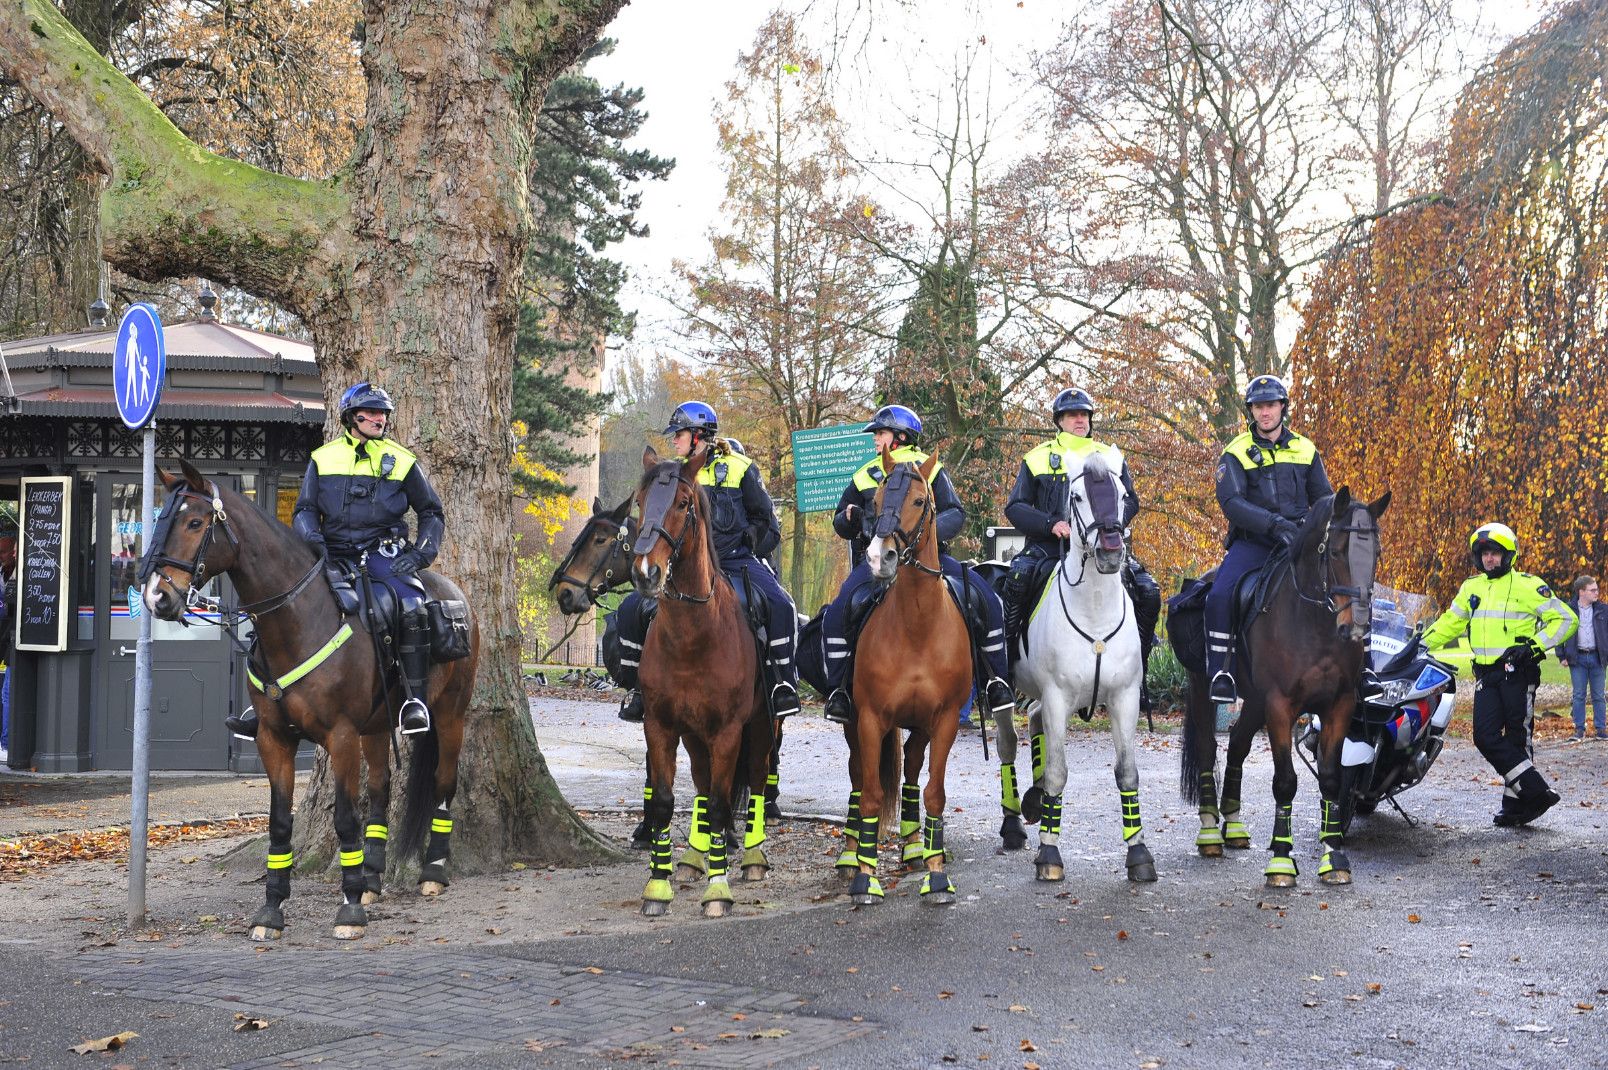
[643,877,674,902]
[688,796,711,853]
[745,794,766,850]
[1000,763,1021,814]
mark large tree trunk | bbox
[0,0,630,870]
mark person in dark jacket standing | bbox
[1558,575,1608,741]
[1206,375,1333,703]
[1000,388,1162,708]
[613,401,800,723]
[227,382,445,737]
[818,405,1014,725]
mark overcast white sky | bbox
[588,1,1552,372]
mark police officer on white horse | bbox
[1000,388,1162,709]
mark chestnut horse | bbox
[142,460,479,940]
[846,449,973,906]
[631,447,773,917]
[1179,489,1388,888]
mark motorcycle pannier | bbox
[427,599,472,662]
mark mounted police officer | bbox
[1423,524,1574,826]
[819,404,1015,725]
[1206,374,1333,704]
[1001,388,1161,708]
[226,382,444,738]
[613,401,801,723]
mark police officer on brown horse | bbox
[226,382,444,738]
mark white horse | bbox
[992,451,1156,882]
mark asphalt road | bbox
[2,694,1605,1069]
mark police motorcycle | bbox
[1298,585,1457,832]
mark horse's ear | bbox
[642,445,659,471]
[592,496,604,515]
[179,458,207,491]
[610,493,634,521]
[1368,490,1392,518]
[918,453,938,482]
[1333,486,1351,515]
[157,467,183,491]
[880,446,895,474]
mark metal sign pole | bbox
[128,424,155,926]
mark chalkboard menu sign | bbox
[17,476,73,652]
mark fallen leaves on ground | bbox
[71,1032,138,1054]
[2,819,268,880]
[231,1014,274,1032]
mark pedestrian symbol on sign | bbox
[113,303,165,430]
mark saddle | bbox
[1166,545,1292,676]
[326,562,470,663]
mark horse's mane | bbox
[638,460,719,565]
[1292,493,1338,555]
[211,478,321,565]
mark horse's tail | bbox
[879,727,901,839]
[396,726,440,864]
[1179,671,1208,805]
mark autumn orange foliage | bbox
[1295,0,1608,605]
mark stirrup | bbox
[824,689,853,725]
[1208,671,1237,704]
[985,678,1016,717]
[399,698,431,735]
[771,682,801,717]
[226,707,259,740]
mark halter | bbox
[635,467,715,603]
[870,463,942,577]
[549,511,637,603]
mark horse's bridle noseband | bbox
[868,463,942,578]
[635,469,715,603]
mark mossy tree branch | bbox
[0,0,346,309]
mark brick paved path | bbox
[76,948,866,1068]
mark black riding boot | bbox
[825,688,854,725]
[619,690,645,723]
[398,609,432,735]
[226,706,259,739]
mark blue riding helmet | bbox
[664,401,718,437]
[1052,388,1096,418]
[862,404,922,443]
[725,437,747,455]
[1243,374,1290,406]
[338,382,395,427]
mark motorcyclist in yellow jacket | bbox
[1423,523,1575,827]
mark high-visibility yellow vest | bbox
[1022,432,1123,477]
[850,445,942,492]
[1424,570,1577,663]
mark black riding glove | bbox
[1501,636,1543,670]
[389,550,426,576]
[742,524,766,553]
[1270,517,1300,546]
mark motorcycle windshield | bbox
[1370,585,1442,671]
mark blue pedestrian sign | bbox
[114,303,165,429]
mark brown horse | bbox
[631,447,773,917]
[846,449,973,905]
[548,494,636,617]
[142,459,479,940]
[1179,489,1388,888]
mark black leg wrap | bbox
[250,901,285,932]
[1033,843,1063,870]
[334,900,367,927]
[420,806,452,887]
[1000,812,1029,850]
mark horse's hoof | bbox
[1128,863,1158,882]
[641,899,670,917]
[249,925,281,942]
[764,799,783,822]
[332,924,366,941]
[920,871,955,905]
[360,890,382,905]
[1000,814,1029,850]
[836,864,859,879]
[675,848,707,881]
[702,899,731,918]
[1264,873,1297,888]
[1226,839,1251,850]
[901,842,924,866]
[1033,844,1064,882]
[1223,821,1251,849]
[1198,843,1223,857]
[700,879,734,915]
[848,872,884,905]
[1320,869,1352,885]
[1021,787,1044,824]
[420,881,447,897]
[742,864,768,882]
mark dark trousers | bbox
[1205,538,1272,677]
[614,552,797,690]
[1473,668,1549,799]
[821,556,1007,691]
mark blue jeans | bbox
[821,556,1007,691]
[1205,538,1273,678]
[1569,651,1606,735]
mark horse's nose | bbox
[555,587,583,614]
[634,563,661,593]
